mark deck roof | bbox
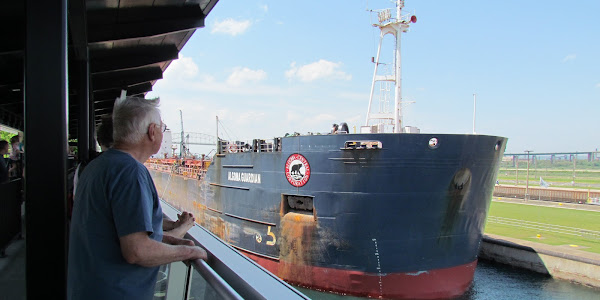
[0,0,219,137]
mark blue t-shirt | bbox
[67,149,163,300]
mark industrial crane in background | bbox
[171,110,217,158]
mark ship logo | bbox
[285,153,311,187]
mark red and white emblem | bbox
[285,153,311,187]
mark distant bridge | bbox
[171,132,217,146]
[505,151,599,156]
[504,151,599,162]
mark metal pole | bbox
[472,93,476,134]
[216,116,220,154]
[180,110,184,158]
[366,32,384,127]
[25,0,68,297]
[394,13,402,133]
[515,155,519,186]
[525,150,532,200]
[572,153,576,186]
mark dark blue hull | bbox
[148,133,506,299]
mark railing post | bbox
[164,262,192,300]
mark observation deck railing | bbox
[155,200,309,300]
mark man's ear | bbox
[148,123,157,142]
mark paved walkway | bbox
[484,233,600,264]
[0,238,25,300]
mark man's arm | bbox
[119,231,207,267]
[163,212,195,239]
[163,218,178,231]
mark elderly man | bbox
[67,96,207,300]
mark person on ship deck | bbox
[67,96,207,300]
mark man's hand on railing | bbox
[185,246,208,266]
[162,234,208,265]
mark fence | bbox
[494,185,600,204]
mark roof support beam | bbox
[68,0,88,61]
[92,67,163,91]
[92,82,153,103]
[90,45,179,73]
[87,5,205,44]
[25,1,68,299]
[76,56,90,161]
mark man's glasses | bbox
[154,122,167,133]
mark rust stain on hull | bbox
[278,212,317,281]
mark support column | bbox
[25,0,68,298]
[89,83,96,152]
[78,58,90,162]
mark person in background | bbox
[8,135,23,179]
[331,123,339,134]
[72,116,113,198]
[0,140,9,183]
[67,96,207,300]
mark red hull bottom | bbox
[242,251,477,299]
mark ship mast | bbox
[365,0,416,133]
[179,110,185,158]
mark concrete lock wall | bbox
[479,234,600,289]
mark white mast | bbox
[394,0,403,133]
[179,110,185,157]
[365,0,416,133]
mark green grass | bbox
[484,201,600,254]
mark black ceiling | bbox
[0,0,219,137]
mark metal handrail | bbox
[192,259,243,300]
[161,200,310,300]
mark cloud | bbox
[238,111,267,123]
[286,110,335,123]
[150,57,283,97]
[285,60,352,82]
[561,54,576,63]
[260,4,268,13]
[163,54,198,80]
[346,114,362,124]
[596,83,600,88]
[227,67,267,86]
[211,18,252,36]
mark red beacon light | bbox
[410,15,417,23]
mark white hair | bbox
[112,96,161,145]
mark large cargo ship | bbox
[147,1,507,298]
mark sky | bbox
[147,0,600,155]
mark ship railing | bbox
[219,137,282,154]
[175,166,207,180]
[156,201,309,300]
[145,162,209,180]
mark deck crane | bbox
[179,110,190,158]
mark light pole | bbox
[572,152,577,186]
[525,150,532,200]
[515,156,519,186]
